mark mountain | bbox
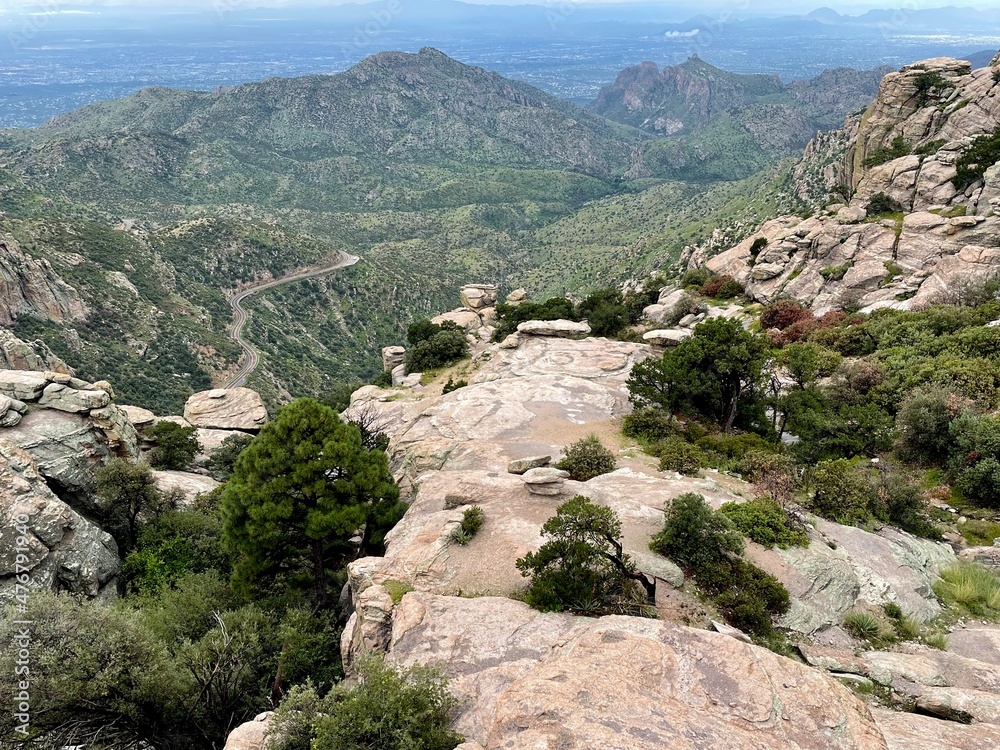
[965,49,1000,69]
[0,49,819,413]
[1,47,648,217]
[588,55,889,181]
[702,55,1000,314]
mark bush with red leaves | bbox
[760,300,813,331]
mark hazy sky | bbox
[1,0,999,12]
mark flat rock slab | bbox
[643,328,693,347]
[388,593,889,750]
[873,708,1000,750]
[184,388,268,430]
[0,370,47,401]
[507,455,552,474]
[517,319,591,339]
[521,467,569,485]
[38,383,110,413]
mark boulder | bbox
[153,470,221,506]
[460,284,499,311]
[507,456,552,475]
[120,404,156,429]
[37,383,110,413]
[432,309,482,331]
[386,593,890,750]
[0,440,119,602]
[382,346,406,373]
[521,467,570,485]
[0,370,47,401]
[516,319,591,339]
[183,388,268,431]
[643,328,693,347]
[223,712,273,750]
[0,330,72,374]
[873,708,1000,750]
[505,289,527,305]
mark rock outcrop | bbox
[0,237,87,325]
[183,388,268,431]
[701,57,1000,313]
[0,330,72,374]
[386,592,890,750]
[0,440,119,602]
[0,369,139,510]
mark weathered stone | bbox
[386,593,890,750]
[507,456,552,475]
[460,284,498,311]
[873,708,1000,750]
[521,467,570,485]
[153,471,221,506]
[184,388,268,431]
[0,370,47,401]
[120,404,156,428]
[643,328,693,347]
[0,329,72,374]
[38,383,110,413]
[837,205,868,224]
[382,346,406,373]
[0,237,88,326]
[432,309,482,331]
[505,288,528,305]
[516,319,591,339]
[0,440,118,602]
[223,712,273,750]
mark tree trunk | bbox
[312,539,328,610]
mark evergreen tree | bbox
[222,399,404,608]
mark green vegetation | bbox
[221,398,405,608]
[842,611,884,642]
[656,437,709,476]
[555,434,617,481]
[959,519,1000,546]
[96,459,174,555]
[451,506,486,545]
[863,136,910,167]
[516,496,655,616]
[956,128,1000,188]
[720,497,809,549]
[650,493,790,637]
[934,562,1000,619]
[147,421,201,470]
[205,433,255,481]
[270,656,462,750]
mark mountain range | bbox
[0,48,907,412]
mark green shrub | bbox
[442,377,468,394]
[738,450,798,505]
[622,409,677,443]
[865,192,904,217]
[696,432,776,460]
[405,329,469,372]
[383,580,415,604]
[820,264,851,281]
[681,267,713,289]
[577,287,629,337]
[895,388,962,464]
[311,655,463,750]
[556,434,617,481]
[863,137,910,168]
[493,297,576,339]
[749,237,768,264]
[720,497,809,549]
[451,505,485,545]
[650,494,789,637]
[955,128,1000,188]
[843,611,884,643]
[96,459,172,556]
[650,493,743,574]
[147,420,201,470]
[205,432,254,481]
[517,496,655,616]
[655,438,708,476]
[933,562,1000,619]
[810,459,876,524]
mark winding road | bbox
[222,254,361,389]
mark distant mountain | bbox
[587,55,889,181]
[964,50,1000,69]
[2,48,648,216]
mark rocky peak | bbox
[701,56,1000,313]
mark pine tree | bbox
[222,398,404,608]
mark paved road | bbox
[222,254,360,389]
